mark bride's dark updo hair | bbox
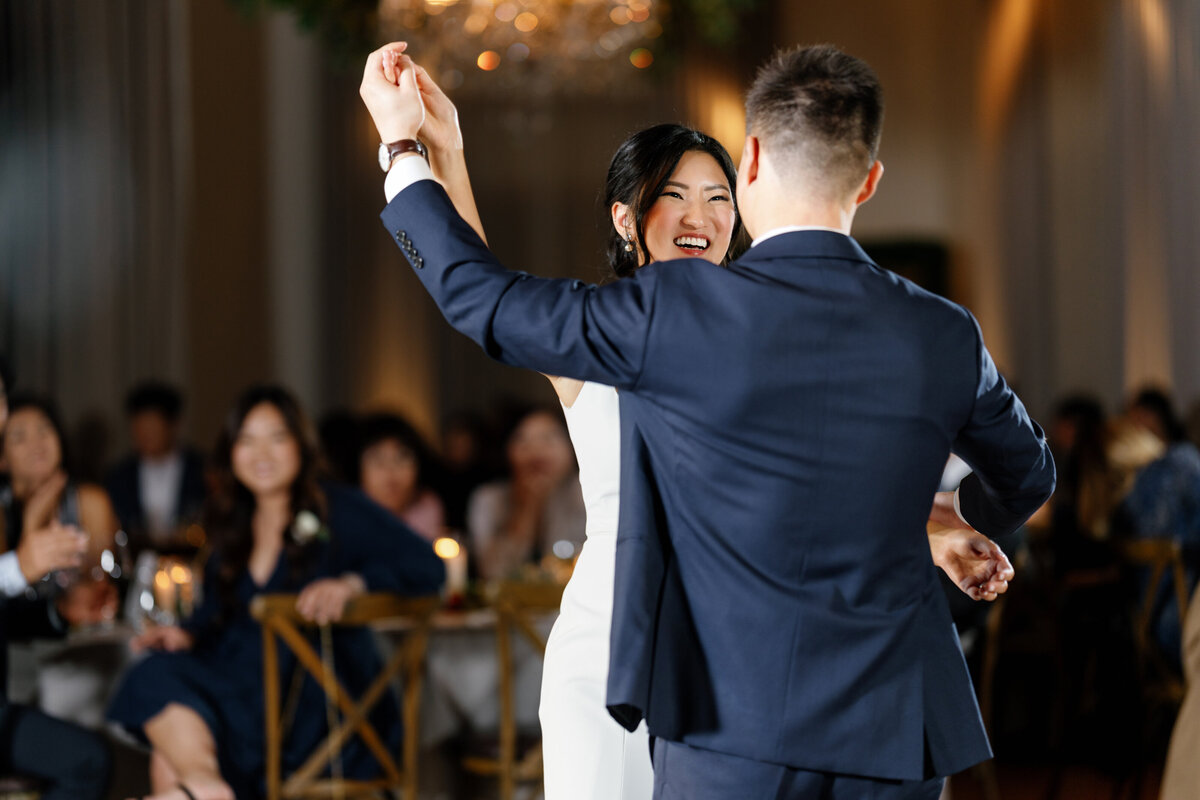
[603,123,743,280]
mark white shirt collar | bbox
[750,225,846,248]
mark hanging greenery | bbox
[680,0,766,46]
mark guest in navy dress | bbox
[107,384,444,800]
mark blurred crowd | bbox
[2,376,587,596]
[6,348,1200,795]
[0,355,584,798]
[969,383,1200,788]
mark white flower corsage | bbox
[292,510,330,545]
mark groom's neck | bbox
[744,191,858,239]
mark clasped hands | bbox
[359,42,462,159]
[927,491,1014,602]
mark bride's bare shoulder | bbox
[547,375,584,408]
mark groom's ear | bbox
[855,160,884,206]
[738,135,760,186]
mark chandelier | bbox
[378,0,665,93]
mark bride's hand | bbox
[927,523,1014,601]
[414,65,464,156]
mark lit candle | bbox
[433,536,468,599]
[153,568,176,618]
[170,563,194,618]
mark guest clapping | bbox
[0,359,112,800]
[1,394,118,624]
[467,408,585,580]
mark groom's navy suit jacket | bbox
[382,180,1054,781]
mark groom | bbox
[361,45,1054,798]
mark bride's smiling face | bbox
[638,150,736,266]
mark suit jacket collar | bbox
[735,229,875,270]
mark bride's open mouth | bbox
[674,235,710,255]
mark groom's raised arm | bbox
[362,45,655,388]
[382,176,656,389]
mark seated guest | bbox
[0,357,112,799]
[357,412,445,541]
[1,393,119,617]
[107,384,444,800]
[1049,395,1122,546]
[105,382,207,553]
[1116,387,1200,659]
[467,407,585,581]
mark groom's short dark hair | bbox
[745,44,883,201]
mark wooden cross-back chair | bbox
[462,580,566,800]
[1119,537,1191,702]
[250,593,440,800]
[1110,537,1193,800]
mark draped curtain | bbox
[980,0,1200,414]
[0,1,190,445]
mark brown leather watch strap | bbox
[382,138,428,170]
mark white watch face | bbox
[378,142,391,172]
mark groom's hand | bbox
[360,42,425,144]
[927,522,1015,602]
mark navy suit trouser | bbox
[0,703,111,800]
[652,739,945,800]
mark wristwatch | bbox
[378,139,428,171]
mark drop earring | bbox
[624,239,634,253]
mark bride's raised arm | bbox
[412,64,584,406]
[413,65,487,246]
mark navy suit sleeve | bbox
[952,314,1056,536]
[380,180,656,389]
[325,484,445,595]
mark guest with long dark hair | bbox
[0,358,112,799]
[1,393,119,622]
[107,384,444,800]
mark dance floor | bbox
[948,762,1162,800]
[108,738,1165,799]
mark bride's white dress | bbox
[540,381,653,799]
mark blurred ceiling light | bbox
[379,0,662,92]
[477,50,502,70]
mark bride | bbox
[371,46,1015,800]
